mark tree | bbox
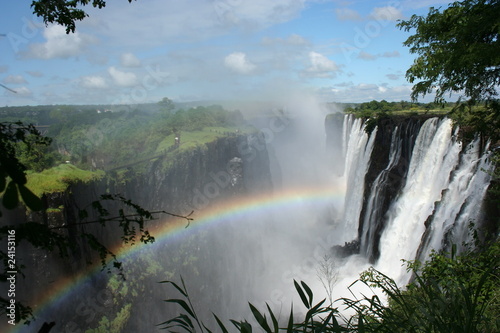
[399,0,500,211]
[31,0,136,33]
[398,0,500,105]
[0,122,47,216]
[158,97,175,114]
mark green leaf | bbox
[0,169,6,192]
[18,184,43,211]
[158,280,188,297]
[213,313,229,333]
[294,280,310,308]
[2,181,19,209]
[301,281,314,306]
[164,299,195,318]
[305,299,325,324]
[286,305,294,333]
[265,303,279,332]
[249,303,271,333]
[240,321,252,333]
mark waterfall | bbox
[417,138,492,261]
[360,126,402,261]
[340,115,377,242]
[338,115,493,285]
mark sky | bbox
[0,0,452,107]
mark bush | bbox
[161,239,499,332]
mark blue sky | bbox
[0,0,452,106]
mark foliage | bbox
[0,191,193,324]
[161,239,499,332]
[31,0,135,33]
[397,0,500,227]
[397,0,500,136]
[316,254,338,306]
[26,163,104,196]
[398,0,500,104]
[15,134,62,172]
[85,303,133,333]
[0,122,49,216]
[345,100,451,117]
[48,105,247,170]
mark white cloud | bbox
[108,66,138,86]
[14,86,33,96]
[224,52,256,74]
[3,75,27,84]
[0,66,8,73]
[357,51,376,61]
[262,33,310,46]
[214,0,307,28]
[26,71,44,78]
[121,53,141,67]
[287,34,309,45]
[386,73,401,80]
[304,51,339,78]
[26,25,94,59]
[85,0,308,47]
[81,75,108,89]
[370,6,404,21]
[357,50,401,61]
[316,83,413,102]
[381,51,400,58]
[335,8,362,21]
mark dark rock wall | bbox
[4,133,273,306]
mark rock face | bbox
[6,133,274,301]
[358,115,435,262]
[325,114,441,262]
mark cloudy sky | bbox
[0,0,451,106]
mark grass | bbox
[26,163,105,196]
[155,126,255,154]
[390,106,452,115]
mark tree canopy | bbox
[398,0,500,104]
[31,0,135,33]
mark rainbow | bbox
[10,184,345,333]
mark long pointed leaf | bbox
[18,184,43,211]
[2,180,18,209]
[165,299,196,318]
[249,303,271,332]
[286,305,294,333]
[159,280,188,297]
[213,313,229,333]
[301,281,314,306]
[265,303,279,332]
[294,280,310,308]
[305,299,326,323]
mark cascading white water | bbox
[362,117,494,285]
[419,138,492,260]
[360,126,402,260]
[340,115,377,242]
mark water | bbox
[8,110,494,332]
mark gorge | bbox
[4,104,496,332]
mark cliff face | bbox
[9,133,273,297]
[325,114,439,261]
[357,115,435,261]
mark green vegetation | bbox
[85,304,133,333]
[162,239,499,332]
[344,100,452,118]
[0,122,48,217]
[31,0,136,33]
[26,164,104,197]
[41,104,248,171]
